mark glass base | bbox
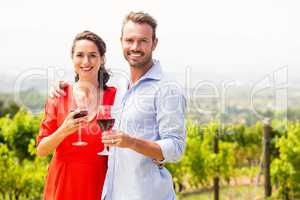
[97,150,111,156]
[72,141,88,146]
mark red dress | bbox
[37,85,116,200]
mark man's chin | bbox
[128,61,144,68]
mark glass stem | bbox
[78,125,82,142]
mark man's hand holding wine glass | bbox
[101,130,134,148]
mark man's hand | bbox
[152,159,164,169]
[49,80,68,98]
[101,130,134,148]
[101,130,164,161]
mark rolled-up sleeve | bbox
[155,82,186,163]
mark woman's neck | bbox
[77,78,99,88]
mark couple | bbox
[36,11,186,200]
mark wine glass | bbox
[72,84,88,146]
[97,105,115,155]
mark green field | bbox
[178,185,263,200]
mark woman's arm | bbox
[37,111,88,157]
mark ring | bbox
[112,139,114,144]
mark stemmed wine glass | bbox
[72,84,88,146]
[97,105,115,155]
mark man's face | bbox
[121,21,157,69]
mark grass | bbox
[178,185,264,200]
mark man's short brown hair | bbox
[121,11,157,41]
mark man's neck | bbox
[130,60,154,85]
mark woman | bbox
[36,31,116,200]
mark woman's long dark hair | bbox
[72,31,110,90]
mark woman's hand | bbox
[59,110,89,137]
[37,110,88,157]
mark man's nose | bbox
[130,41,140,51]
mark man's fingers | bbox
[57,88,66,96]
[54,84,66,97]
[49,80,68,98]
[54,90,62,98]
[49,87,55,98]
[59,80,68,89]
[49,92,54,98]
[102,134,118,140]
[102,138,119,146]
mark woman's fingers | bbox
[73,116,89,124]
[62,111,88,134]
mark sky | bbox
[0,0,299,89]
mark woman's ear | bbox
[102,56,106,65]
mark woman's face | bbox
[72,39,104,81]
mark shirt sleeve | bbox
[154,81,186,163]
[36,98,58,145]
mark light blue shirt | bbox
[102,60,186,200]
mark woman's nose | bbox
[83,55,89,64]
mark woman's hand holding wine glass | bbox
[59,110,89,137]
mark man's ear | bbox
[152,38,158,51]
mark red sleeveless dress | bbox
[37,85,116,200]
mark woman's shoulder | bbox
[103,86,117,105]
[105,86,117,95]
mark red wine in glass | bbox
[97,118,115,131]
[97,105,115,155]
[97,118,115,155]
[73,110,88,119]
[72,109,88,146]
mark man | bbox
[101,11,186,200]
[52,11,186,200]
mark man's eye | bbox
[76,54,83,57]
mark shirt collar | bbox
[140,59,163,81]
[129,59,163,88]
[117,60,162,105]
